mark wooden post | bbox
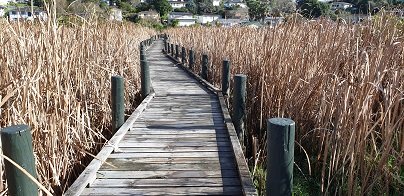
[222,60,230,96]
[232,74,246,145]
[189,49,194,69]
[201,54,208,80]
[266,118,295,196]
[1,125,38,196]
[171,44,174,57]
[141,60,151,99]
[167,42,170,53]
[164,40,167,53]
[111,76,125,131]
[175,45,179,59]
[181,46,186,65]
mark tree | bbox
[270,0,296,16]
[246,0,270,20]
[186,0,198,14]
[197,0,214,14]
[152,0,172,18]
[137,2,152,12]
[299,0,330,19]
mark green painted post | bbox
[111,76,124,131]
[232,74,246,145]
[189,49,194,69]
[1,125,38,196]
[222,60,231,96]
[175,45,179,59]
[141,60,151,99]
[201,54,208,80]
[266,118,295,196]
[181,47,186,65]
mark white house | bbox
[216,18,248,27]
[169,1,187,9]
[196,14,220,24]
[0,6,5,17]
[330,2,353,11]
[0,0,15,5]
[264,17,284,27]
[213,0,220,6]
[8,7,47,21]
[168,12,196,26]
[224,0,247,9]
[109,8,122,21]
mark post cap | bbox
[1,124,30,135]
[268,118,295,127]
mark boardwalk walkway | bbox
[66,40,255,195]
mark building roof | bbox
[169,12,193,16]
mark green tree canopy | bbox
[246,0,269,20]
[299,0,330,19]
[152,0,172,17]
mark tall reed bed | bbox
[165,15,403,195]
[0,19,155,194]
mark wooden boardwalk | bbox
[65,40,255,195]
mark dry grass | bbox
[165,14,403,195]
[0,17,155,194]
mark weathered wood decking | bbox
[65,40,256,195]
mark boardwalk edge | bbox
[64,90,156,196]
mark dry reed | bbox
[165,15,403,195]
[0,18,155,194]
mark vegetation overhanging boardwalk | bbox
[65,40,256,195]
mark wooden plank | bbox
[100,157,234,164]
[90,178,241,187]
[96,170,239,179]
[115,146,233,153]
[81,187,243,195]
[121,137,230,143]
[117,141,232,147]
[127,130,228,134]
[100,162,236,171]
[64,91,156,196]
[122,133,229,138]
[108,152,234,158]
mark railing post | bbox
[111,76,125,131]
[181,46,186,65]
[171,44,174,57]
[201,54,208,80]
[232,74,246,146]
[175,45,179,59]
[266,118,295,196]
[222,60,230,96]
[189,49,194,69]
[164,40,167,53]
[141,60,151,99]
[1,125,38,196]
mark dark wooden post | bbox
[171,44,174,56]
[181,47,186,65]
[164,40,167,52]
[222,60,230,96]
[175,45,179,59]
[201,54,208,80]
[111,76,125,131]
[167,42,170,53]
[189,49,194,69]
[141,60,151,98]
[266,118,295,196]
[1,125,38,196]
[232,74,246,145]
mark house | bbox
[169,1,187,9]
[264,17,284,27]
[0,6,5,17]
[213,0,220,6]
[196,14,221,24]
[0,0,14,5]
[330,2,353,11]
[216,18,248,27]
[168,12,196,26]
[224,7,249,20]
[109,7,122,21]
[8,7,47,21]
[224,0,247,9]
[137,10,159,20]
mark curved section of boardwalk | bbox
[79,41,249,195]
